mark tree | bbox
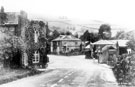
[46,22,51,38]
[65,31,72,35]
[114,31,125,39]
[74,33,79,38]
[89,33,99,43]
[59,31,72,35]
[60,32,65,35]
[114,30,135,51]
[53,30,60,39]
[80,30,90,41]
[47,30,60,42]
[127,39,135,51]
[98,24,111,40]
[0,33,25,68]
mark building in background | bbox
[51,35,82,54]
[91,39,130,64]
[0,6,28,36]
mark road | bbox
[0,55,118,87]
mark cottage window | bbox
[33,51,40,63]
[127,48,131,54]
[34,29,39,43]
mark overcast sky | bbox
[0,0,135,31]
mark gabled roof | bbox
[52,35,81,41]
[92,40,115,45]
[6,12,19,24]
[0,12,19,25]
[110,40,129,47]
[92,39,129,47]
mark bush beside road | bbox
[112,53,135,86]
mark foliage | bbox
[45,22,51,38]
[112,54,135,86]
[127,39,135,51]
[53,30,60,38]
[47,30,73,42]
[25,20,49,67]
[47,30,60,42]
[59,31,72,35]
[114,30,135,50]
[89,33,99,43]
[80,30,90,41]
[74,33,79,38]
[114,31,125,39]
[60,32,65,35]
[65,31,72,35]
[0,33,25,68]
[0,68,42,85]
[80,30,99,42]
[98,24,111,39]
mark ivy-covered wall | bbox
[24,20,48,68]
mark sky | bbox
[0,0,135,31]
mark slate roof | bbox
[6,12,19,24]
[92,39,129,47]
[0,12,19,25]
[52,35,81,41]
[110,40,129,47]
[92,40,115,45]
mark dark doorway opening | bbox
[10,48,22,68]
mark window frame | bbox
[33,51,40,63]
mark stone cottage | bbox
[0,7,28,68]
[0,7,49,68]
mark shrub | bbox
[112,54,135,86]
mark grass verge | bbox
[0,68,42,85]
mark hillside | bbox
[48,19,124,37]
[28,15,125,37]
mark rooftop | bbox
[92,39,129,47]
[92,40,115,45]
[52,35,81,41]
[0,12,19,25]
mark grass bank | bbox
[0,68,42,85]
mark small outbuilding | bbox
[91,39,130,64]
[92,40,118,63]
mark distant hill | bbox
[48,19,124,37]
[28,15,125,37]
